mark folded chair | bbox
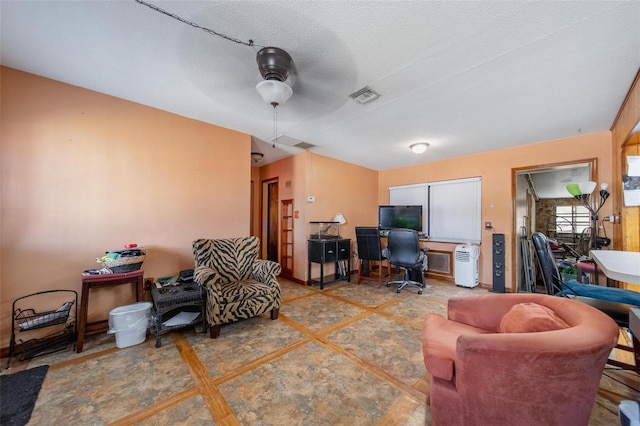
[355,226,391,286]
[531,231,640,371]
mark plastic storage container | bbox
[108,302,152,348]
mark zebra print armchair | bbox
[193,236,282,338]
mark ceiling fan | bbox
[254,47,296,147]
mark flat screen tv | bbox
[378,205,423,232]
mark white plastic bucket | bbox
[108,302,152,348]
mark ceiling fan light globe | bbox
[256,80,293,107]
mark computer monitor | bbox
[378,205,423,232]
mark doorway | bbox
[513,160,595,292]
[262,179,279,262]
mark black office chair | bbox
[355,226,390,286]
[386,228,426,294]
[531,231,640,371]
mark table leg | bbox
[155,311,162,348]
[76,282,90,353]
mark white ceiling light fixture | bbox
[410,142,430,154]
[251,151,264,162]
[255,47,295,148]
[255,80,293,106]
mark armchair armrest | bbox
[194,266,223,289]
[252,259,282,284]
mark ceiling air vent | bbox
[294,141,316,150]
[348,86,380,104]
[271,135,316,150]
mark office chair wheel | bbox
[418,290,423,295]
[396,288,401,293]
[386,283,391,287]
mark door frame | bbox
[511,158,597,292]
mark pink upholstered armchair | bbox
[422,293,619,426]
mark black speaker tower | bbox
[491,233,505,293]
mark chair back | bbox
[355,227,384,261]
[531,232,563,295]
[387,229,421,268]
[193,236,259,282]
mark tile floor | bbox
[2,276,639,425]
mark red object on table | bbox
[124,243,137,248]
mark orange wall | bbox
[259,152,379,282]
[1,67,251,345]
[378,131,613,291]
[0,65,620,348]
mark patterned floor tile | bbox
[187,315,307,379]
[280,280,315,301]
[381,294,448,326]
[326,315,425,386]
[137,394,214,425]
[218,340,405,425]
[29,341,192,425]
[280,293,366,332]
[325,281,405,308]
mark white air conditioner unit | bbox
[454,244,480,288]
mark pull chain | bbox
[273,105,278,148]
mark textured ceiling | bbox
[1,1,639,170]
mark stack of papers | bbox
[162,311,200,327]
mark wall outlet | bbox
[144,277,155,290]
[307,195,316,203]
[485,222,493,230]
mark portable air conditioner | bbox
[454,244,480,288]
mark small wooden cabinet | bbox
[281,200,294,277]
[307,238,351,289]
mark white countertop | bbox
[590,250,640,285]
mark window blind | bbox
[389,177,481,244]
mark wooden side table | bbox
[77,269,144,353]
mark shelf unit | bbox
[307,238,351,289]
[281,199,294,277]
[7,289,77,368]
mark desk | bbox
[77,269,144,353]
[590,250,640,285]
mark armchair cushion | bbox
[220,279,274,304]
[499,303,570,333]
